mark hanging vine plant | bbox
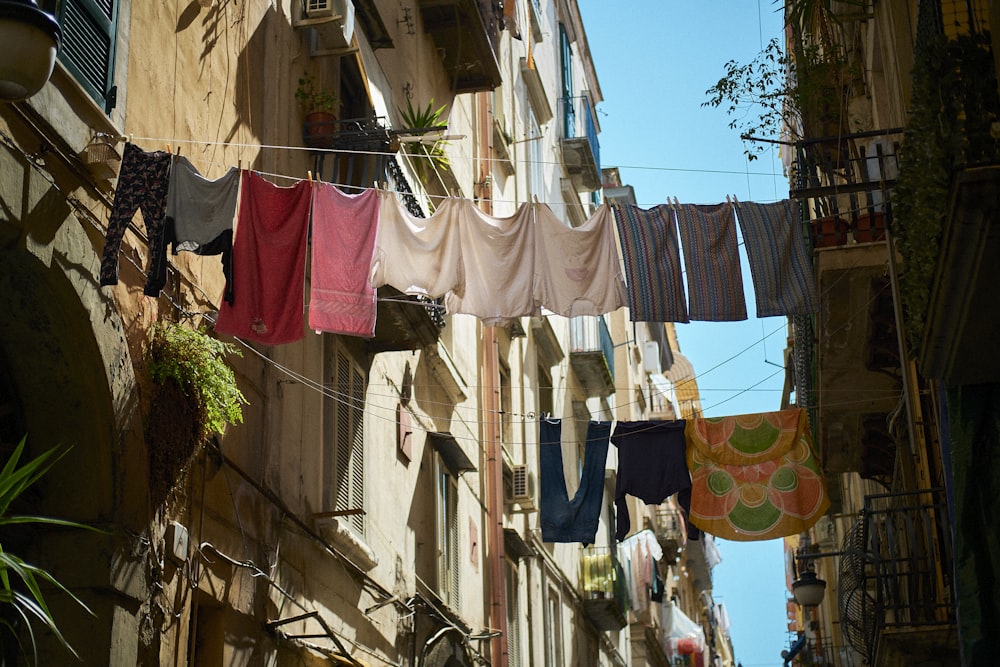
[146,324,247,504]
[892,32,1000,351]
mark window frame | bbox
[436,456,460,608]
[50,0,120,113]
[324,340,367,536]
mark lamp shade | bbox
[792,571,827,607]
[0,0,61,101]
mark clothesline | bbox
[102,144,880,436]
[125,133,786,180]
[167,149,772,213]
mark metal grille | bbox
[837,489,955,663]
[837,516,876,659]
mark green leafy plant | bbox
[0,436,96,664]
[892,32,999,351]
[703,0,864,159]
[149,324,247,439]
[398,98,451,180]
[295,72,340,114]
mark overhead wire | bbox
[3,124,896,446]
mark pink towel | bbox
[215,171,311,345]
[308,183,380,337]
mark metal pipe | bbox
[478,89,509,667]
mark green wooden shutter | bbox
[57,0,118,112]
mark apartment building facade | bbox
[0,1,729,665]
[775,1,1000,665]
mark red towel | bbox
[215,171,311,345]
[308,183,380,337]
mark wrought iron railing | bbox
[569,315,614,379]
[790,128,904,249]
[558,94,601,174]
[837,488,955,662]
[579,545,627,606]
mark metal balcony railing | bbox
[652,504,683,563]
[789,128,904,249]
[579,545,627,631]
[557,95,601,191]
[568,316,615,397]
[785,634,866,667]
[837,488,955,663]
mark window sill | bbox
[314,516,379,572]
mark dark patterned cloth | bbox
[736,199,818,317]
[99,142,172,293]
[612,203,689,323]
[675,202,747,321]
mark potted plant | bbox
[295,72,340,148]
[397,97,451,181]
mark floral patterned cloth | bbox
[685,408,829,541]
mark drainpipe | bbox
[479,90,509,667]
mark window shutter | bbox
[349,363,365,534]
[57,0,119,112]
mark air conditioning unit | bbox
[510,464,536,511]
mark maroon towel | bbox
[215,171,311,345]
[308,183,380,337]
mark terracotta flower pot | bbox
[854,212,886,243]
[810,216,850,248]
[303,111,337,149]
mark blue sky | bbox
[576,2,792,665]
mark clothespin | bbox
[307,170,313,184]
[166,144,172,155]
[672,196,681,209]
[176,144,182,157]
[726,194,732,205]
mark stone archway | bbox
[0,163,147,663]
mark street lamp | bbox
[791,570,827,606]
[791,549,844,607]
[0,0,60,101]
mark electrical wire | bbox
[2,126,899,446]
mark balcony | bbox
[558,95,601,192]
[837,489,957,666]
[783,635,865,667]
[415,0,502,92]
[919,165,1000,385]
[791,129,905,488]
[790,128,903,249]
[569,315,614,397]
[651,504,683,564]
[580,546,627,632]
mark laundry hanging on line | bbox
[685,407,830,542]
[100,143,818,344]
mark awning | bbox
[504,528,533,560]
[428,432,476,475]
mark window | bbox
[536,361,553,418]
[499,359,512,448]
[505,560,522,667]
[545,585,563,667]
[559,23,574,139]
[48,0,120,112]
[527,107,544,200]
[436,458,460,608]
[323,339,366,536]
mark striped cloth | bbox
[675,203,747,321]
[735,199,819,317]
[612,203,689,323]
